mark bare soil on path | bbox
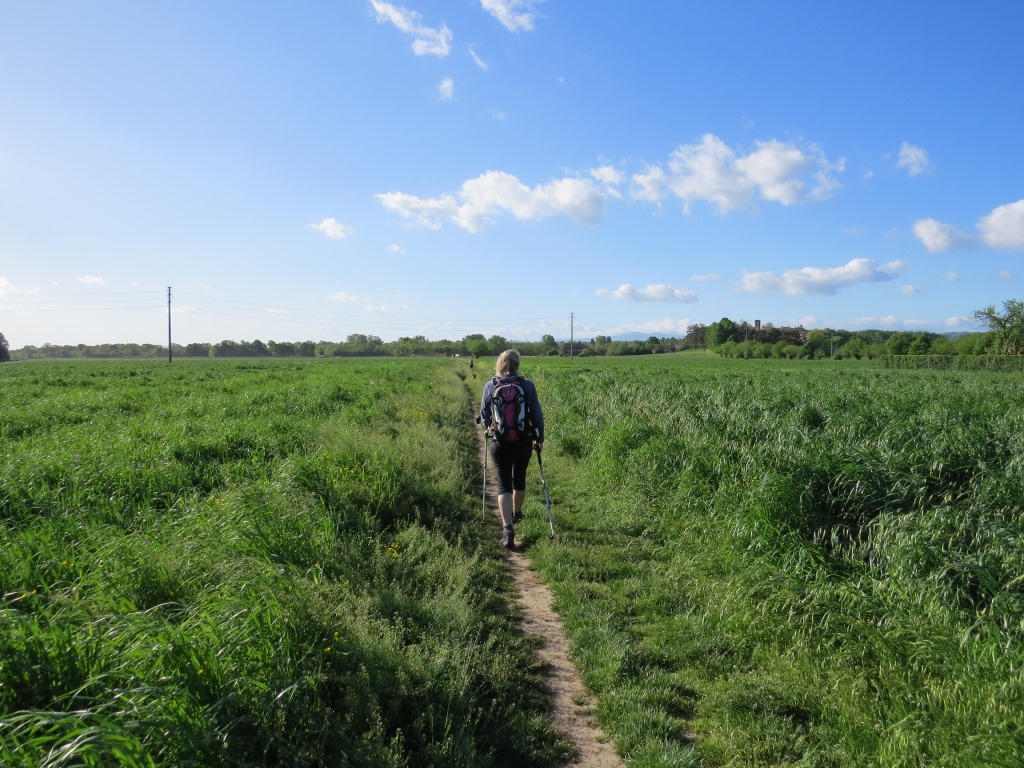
[476,423,624,767]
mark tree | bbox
[971,299,1024,355]
[684,323,707,349]
[0,332,9,362]
[706,317,736,347]
[467,338,491,358]
[487,335,509,355]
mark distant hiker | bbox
[480,349,544,548]
[469,357,474,369]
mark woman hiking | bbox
[480,349,544,548]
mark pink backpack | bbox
[490,376,529,444]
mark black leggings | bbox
[490,439,534,494]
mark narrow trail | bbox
[474,416,623,768]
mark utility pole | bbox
[167,286,172,363]
[569,312,575,358]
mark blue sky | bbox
[2,1,1023,347]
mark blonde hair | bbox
[495,349,521,376]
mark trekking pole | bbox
[536,448,555,540]
[482,432,489,523]
[477,416,488,524]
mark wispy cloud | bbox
[468,46,488,70]
[388,244,406,254]
[901,284,919,294]
[897,141,932,176]
[689,273,719,282]
[438,76,454,99]
[370,1,452,57]
[851,315,897,328]
[310,218,354,240]
[590,165,624,198]
[480,0,541,32]
[596,283,698,303]
[1,277,33,295]
[77,276,106,285]
[377,170,604,232]
[913,199,1024,252]
[736,258,905,296]
[604,318,694,337]
[327,291,360,303]
[590,165,625,186]
[629,134,844,213]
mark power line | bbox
[2,286,569,341]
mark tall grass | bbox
[519,355,1023,766]
[1,359,570,767]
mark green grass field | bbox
[2,354,1022,766]
[0,359,570,767]
[522,353,1024,766]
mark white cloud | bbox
[736,258,904,296]
[591,165,624,199]
[912,218,973,252]
[595,283,698,303]
[0,277,33,295]
[900,284,919,294]
[631,134,843,213]
[914,199,1024,253]
[897,142,932,176]
[480,0,540,32]
[378,133,844,233]
[438,76,454,99]
[978,199,1024,250]
[327,291,360,303]
[377,170,604,232]
[370,1,452,57]
[604,318,693,337]
[590,165,625,186]
[852,315,897,327]
[998,270,1014,281]
[376,191,454,230]
[629,165,668,205]
[945,315,967,327]
[689,273,719,282]
[388,244,406,254]
[468,46,489,70]
[77,276,106,285]
[310,218,354,240]
[943,271,962,282]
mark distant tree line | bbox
[690,299,1023,360]
[6,299,1019,362]
[8,333,564,361]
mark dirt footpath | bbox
[477,424,623,767]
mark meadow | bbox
[2,354,1022,767]
[523,354,1024,766]
[0,359,571,767]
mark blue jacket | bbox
[480,375,544,443]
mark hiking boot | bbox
[512,510,523,524]
[500,525,515,548]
